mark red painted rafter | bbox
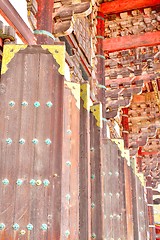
[103,31,160,52]
[100,0,160,15]
[0,0,36,44]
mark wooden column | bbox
[90,103,104,239]
[36,0,54,44]
[96,11,106,136]
[79,83,91,239]
[0,44,65,239]
[122,108,129,148]
[124,161,134,240]
[146,176,156,240]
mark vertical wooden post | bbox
[146,176,156,240]
[36,0,54,44]
[124,161,134,240]
[90,103,104,239]
[96,11,106,136]
[79,83,91,239]
[122,108,129,148]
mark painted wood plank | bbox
[100,0,160,15]
[103,31,160,53]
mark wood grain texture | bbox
[0,45,64,240]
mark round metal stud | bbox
[9,101,15,107]
[0,223,5,230]
[45,139,52,145]
[21,101,28,106]
[20,230,26,235]
[16,179,23,186]
[91,203,95,209]
[65,230,70,238]
[12,223,20,230]
[92,233,96,239]
[43,179,50,187]
[66,161,71,166]
[6,138,12,144]
[109,171,112,176]
[46,101,53,108]
[41,224,48,231]
[91,174,95,179]
[36,180,42,186]
[109,192,112,197]
[66,194,71,201]
[34,101,40,108]
[19,138,25,144]
[115,171,119,177]
[66,129,72,135]
[32,138,38,144]
[2,178,9,185]
[30,179,36,186]
[27,223,33,231]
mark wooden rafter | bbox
[100,0,160,15]
[103,31,160,52]
[0,0,36,44]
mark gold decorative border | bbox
[41,45,65,75]
[65,81,80,109]
[90,103,102,128]
[80,83,92,111]
[1,45,27,75]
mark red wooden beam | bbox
[103,31,160,52]
[100,0,160,15]
[0,0,36,44]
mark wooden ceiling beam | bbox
[0,0,36,44]
[103,31,160,52]
[100,0,160,15]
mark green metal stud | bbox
[0,223,5,230]
[45,139,52,145]
[65,230,70,238]
[16,179,23,186]
[19,138,25,144]
[67,129,72,135]
[66,194,71,201]
[27,223,33,231]
[91,203,95,209]
[43,179,50,187]
[41,224,48,231]
[92,233,96,239]
[2,178,9,185]
[34,101,40,108]
[91,174,95,179]
[9,101,15,107]
[66,161,71,166]
[32,138,38,144]
[12,223,20,230]
[21,101,28,106]
[46,101,53,108]
[30,179,36,186]
[6,138,12,144]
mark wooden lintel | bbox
[0,0,36,44]
[103,31,160,53]
[100,0,160,15]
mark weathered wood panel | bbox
[62,82,80,239]
[79,83,91,239]
[90,103,104,239]
[0,44,65,240]
[102,139,127,240]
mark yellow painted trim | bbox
[80,83,92,111]
[111,139,130,166]
[1,45,27,75]
[90,103,102,128]
[65,81,80,109]
[41,45,65,75]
